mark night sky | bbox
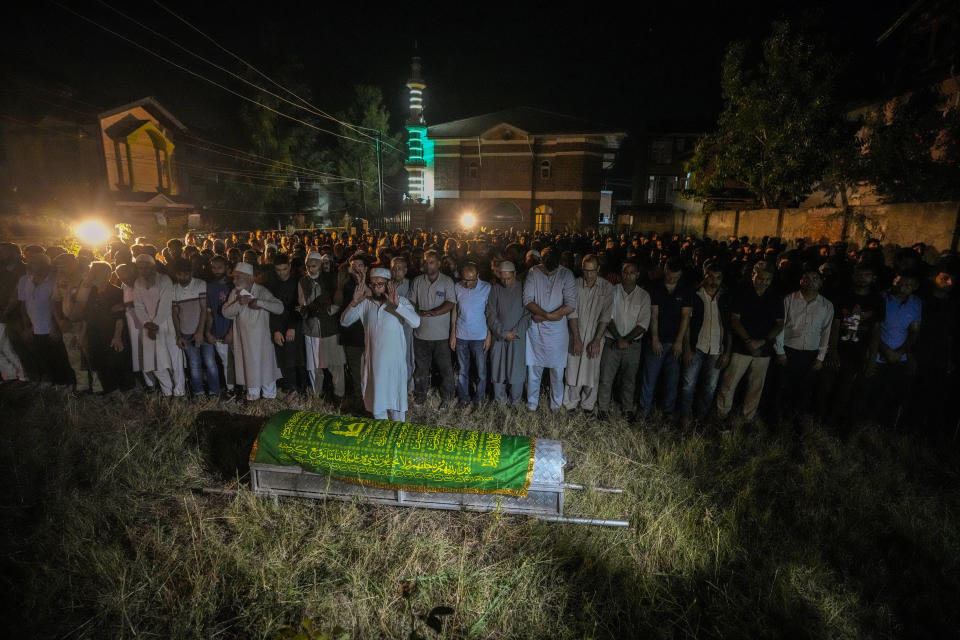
[6,1,915,142]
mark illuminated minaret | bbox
[405,54,427,201]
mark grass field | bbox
[2,385,959,639]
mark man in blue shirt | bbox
[450,263,491,405]
[866,270,922,428]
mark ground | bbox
[2,385,958,639]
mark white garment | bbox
[0,323,25,380]
[222,283,284,389]
[607,284,652,340]
[523,265,577,369]
[341,297,421,416]
[122,284,142,373]
[565,277,613,388]
[133,274,183,377]
[774,292,834,359]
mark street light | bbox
[460,212,477,229]
[76,220,111,247]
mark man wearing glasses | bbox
[341,267,421,422]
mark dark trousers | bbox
[867,361,914,429]
[414,337,455,401]
[274,339,306,392]
[343,345,364,400]
[29,333,75,386]
[88,343,134,393]
[773,347,819,417]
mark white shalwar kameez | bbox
[523,265,577,410]
[340,296,421,421]
[222,284,284,400]
[133,274,183,396]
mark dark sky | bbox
[6,0,915,139]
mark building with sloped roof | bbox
[400,58,626,231]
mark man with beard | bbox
[204,255,234,396]
[222,262,284,401]
[132,253,182,396]
[485,261,529,405]
[523,247,577,412]
[409,250,457,404]
[341,267,421,421]
[300,252,346,400]
[267,254,306,398]
[172,258,218,397]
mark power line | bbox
[50,0,382,149]
[95,0,401,153]
[148,0,405,154]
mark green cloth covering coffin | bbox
[251,410,536,497]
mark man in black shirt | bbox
[715,262,784,421]
[907,262,957,434]
[819,263,884,424]
[638,257,692,418]
[266,254,306,397]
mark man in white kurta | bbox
[523,248,577,411]
[221,262,284,400]
[132,254,183,396]
[340,267,421,422]
[563,255,613,411]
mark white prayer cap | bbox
[370,267,391,280]
[232,262,254,277]
[498,261,516,272]
[526,250,541,258]
[134,253,155,264]
[307,252,323,261]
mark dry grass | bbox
[2,385,959,639]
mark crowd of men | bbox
[0,227,956,436]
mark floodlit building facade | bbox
[401,58,626,232]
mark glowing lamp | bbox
[76,220,111,246]
[460,212,477,229]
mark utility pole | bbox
[376,130,384,228]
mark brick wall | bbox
[676,202,960,251]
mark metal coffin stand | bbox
[251,438,629,525]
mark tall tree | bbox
[215,63,323,227]
[687,22,846,208]
[320,85,403,221]
[855,86,960,202]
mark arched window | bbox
[540,160,552,179]
[535,204,553,232]
[468,162,479,179]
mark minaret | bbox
[405,54,427,201]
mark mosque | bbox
[401,56,626,232]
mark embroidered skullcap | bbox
[370,267,391,280]
[498,261,516,272]
[307,252,323,261]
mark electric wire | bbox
[50,0,383,149]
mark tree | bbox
[687,22,846,209]
[320,85,403,221]
[214,64,325,228]
[855,86,960,202]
